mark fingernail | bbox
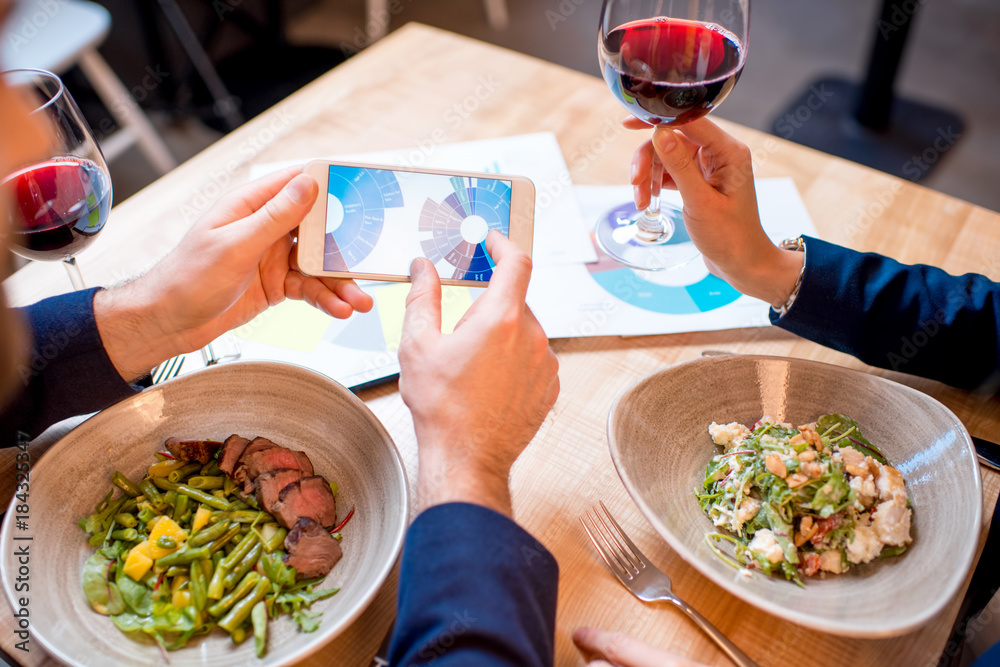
[629,162,638,184]
[287,176,313,205]
[409,258,425,278]
[633,185,642,205]
[655,129,677,152]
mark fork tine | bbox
[152,356,184,384]
[593,505,643,572]
[156,358,176,383]
[586,509,638,576]
[580,515,626,580]
[599,500,651,567]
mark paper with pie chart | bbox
[323,165,510,282]
[527,179,820,338]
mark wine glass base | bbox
[595,202,701,271]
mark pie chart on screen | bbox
[418,176,510,281]
[324,167,404,270]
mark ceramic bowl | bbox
[608,354,981,637]
[1,361,408,666]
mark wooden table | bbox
[4,22,1000,667]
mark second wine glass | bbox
[597,0,749,271]
[1,69,113,290]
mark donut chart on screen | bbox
[418,177,510,281]
[324,167,404,270]
[586,205,741,314]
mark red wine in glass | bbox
[595,0,749,271]
[601,17,744,126]
[4,157,111,262]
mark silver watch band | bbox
[775,237,806,318]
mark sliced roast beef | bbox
[239,447,314,494]
[270,476,337,529]
[164,438,222,464]
[232,437,281,488]
[219,435,251,474]
[283,517,343,579]
[254,468,309,512]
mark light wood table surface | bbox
[4,22,1000,667]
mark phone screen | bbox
[322,165,512,282]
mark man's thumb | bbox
[402,258,442,340]
[240,174,318,250]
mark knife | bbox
[973,436,1000,473]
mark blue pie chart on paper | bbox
[324,167,404,271]
[589,204,741,314]
[419,177,510,281]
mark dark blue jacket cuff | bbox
[389,502,559,666]
[770,236,1000,390]
[0,288,141,445]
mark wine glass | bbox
[597,0,749,270]
[1,69,113,290]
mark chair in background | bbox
[365,0,508,42]
[1,0,177,175]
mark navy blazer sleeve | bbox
[770,236,1000,391]
[0,288,141,446]
[389,503,559,666]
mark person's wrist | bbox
[93,279,182,382]
[716,242,804,309]
[764,246,806,310]
[415,438,514,517]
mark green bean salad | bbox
[79,452,340,656]
[696,414,912,585]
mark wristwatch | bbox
[775,236,806,318]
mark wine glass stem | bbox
[63,257,86,291]
[639,152,666,235]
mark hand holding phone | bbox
[296,160,535,287]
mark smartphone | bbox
[297,160,535,286]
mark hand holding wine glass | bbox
[1,69,112,290]
[596,0,749,270]
[627,116,804,309]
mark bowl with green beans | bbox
[0,361,409,666]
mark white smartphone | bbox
[297,159,535,287]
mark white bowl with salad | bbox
[0,361,408,666]
[607,354,982,637]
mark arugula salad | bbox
[696,414,912,585]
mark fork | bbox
[151,355,185,384]
[581,502,758,667]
